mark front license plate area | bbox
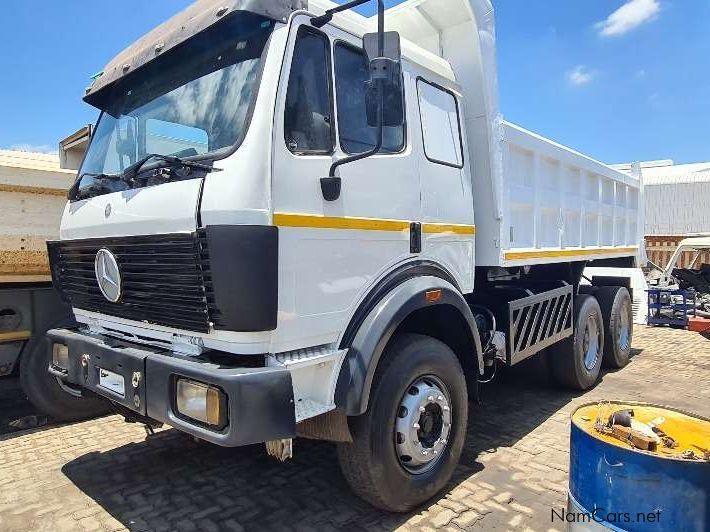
[98,367,125,397]
[81,344,149,415]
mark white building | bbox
[614,159,710,236]
[613,159,710,268]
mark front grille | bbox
[48,232,213,333]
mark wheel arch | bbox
[335,274,483,416]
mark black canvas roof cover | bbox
[83,0,306,106]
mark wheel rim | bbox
[394,375,452,475]
[582,314,601,370]
[617,300,631,351]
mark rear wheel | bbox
[337,334,468,512]
[596,286,633,368]
[549,295,604,391]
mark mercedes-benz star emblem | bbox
[94,248,122,303]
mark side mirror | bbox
[363,32,404,127]
[365,79,404,127]
[363,31,402,64]
[319,26,405,203]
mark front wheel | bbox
[337,334,468,512]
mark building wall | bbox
[644,176,710,235]
[614,161,710,265]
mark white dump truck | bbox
[47,0,643,510]
[1,137,106,420]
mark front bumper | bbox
[47,328,296,446]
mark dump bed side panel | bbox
[474,122,642,268]
[0,151,73,282]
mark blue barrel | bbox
[568,402,709,532]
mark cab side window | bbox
[334,43,405,155]
[417,79,463,168]
[284,28,333,154]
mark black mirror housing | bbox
[363,31,405,128]
[365,79,404,127]
[363,31,401,63]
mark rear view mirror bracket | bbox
[315,1,405,202]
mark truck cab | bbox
[47,0,642,511]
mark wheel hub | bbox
[583,314,601,370]
[395,376,452,474]
[618,300,631,351]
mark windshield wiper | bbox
[68,172,121,199]
[121,153,221,184]
[73,178,117,200]
[68,155,221,199]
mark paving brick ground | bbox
[0,326,708,532]
[0,378,39,436]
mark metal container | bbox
[568,401,710,532]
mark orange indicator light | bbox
[425,290,442,303]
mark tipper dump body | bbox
[357,0,643,268]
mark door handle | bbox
[410,222,422,253]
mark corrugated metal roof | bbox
[641,161,710,177]
[644,169,710,185]
[613,160,710,181]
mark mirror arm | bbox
[377,0,384,56]
[321,83,382,201]
[311,0,372,28]
[327,86,383,179]
[326,0,386,180]
[319,0,387,201]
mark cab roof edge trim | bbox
[83,0,306,106]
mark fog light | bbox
[52,343,69,370]
[175,379,223,427]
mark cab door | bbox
[270,17,420,350]
[415,78,475,292]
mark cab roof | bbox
[83,0,465,107]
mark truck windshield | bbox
[75,11,275,199]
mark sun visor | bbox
[83,0,306,107]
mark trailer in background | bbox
[0,128,107,421]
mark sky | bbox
[1,0,708,165]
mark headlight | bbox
[52,343,70,371]
[175,379,224,427]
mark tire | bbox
[19,332,109,422]
[548,294,604,391]
[337,334,468,512]
[596,286,633,368]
